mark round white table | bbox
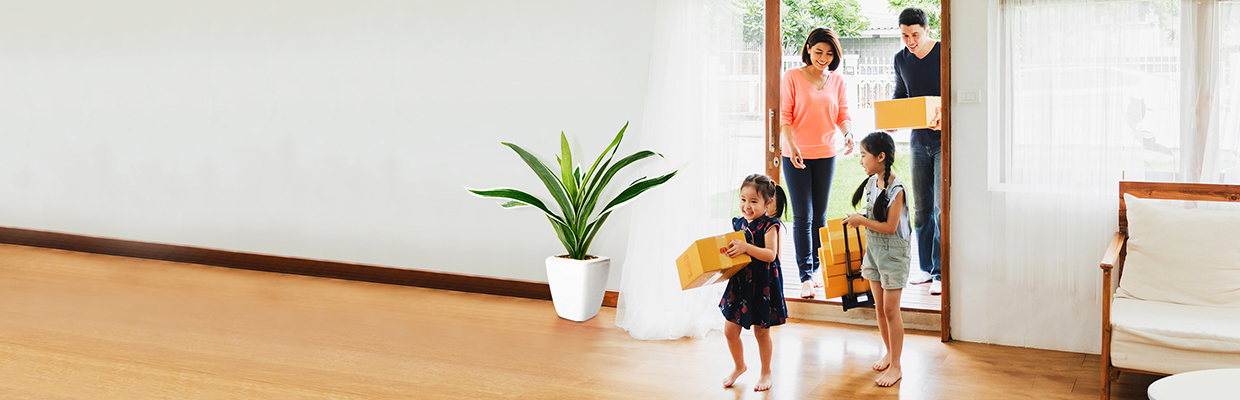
[1147,368,1240,400]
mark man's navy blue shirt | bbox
[893,41,942,148]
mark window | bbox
[994,0,1240,189]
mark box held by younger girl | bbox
[676,230,752,290]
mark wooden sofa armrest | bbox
[1100,232,1126,273]
[1101,231,1127,399]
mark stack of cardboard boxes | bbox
[818,218,869,299]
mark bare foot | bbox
[723,365,747,387]
[875,366,902,387]
[872,354,891,371]
[813,279,823,288]
[800,281,815,299]
[754,372,773,392]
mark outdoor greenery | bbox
[466,123,677,260]
[738,0,948,53]
[738,0,870,53]
[886,0,941,39]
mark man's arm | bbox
[893,54,908,100]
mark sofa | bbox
[1099,181,1240,399]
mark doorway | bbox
[758,0,951,340]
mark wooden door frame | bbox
[763,0,953,341]
[939,0,952,342]
[764,0,782,181]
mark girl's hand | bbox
[788,145,806,169]
[843,213,865,228]
[726,239,748,258]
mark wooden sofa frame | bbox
[1100,181,1240,399]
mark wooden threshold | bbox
[0,225,625,307]
[787,296,940,314]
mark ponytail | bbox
[772,184,788,219]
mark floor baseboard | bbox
[0,225,622,307]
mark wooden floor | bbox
[779,228,942,311]
[0,243,1158,399]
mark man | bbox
[892,7,942,295]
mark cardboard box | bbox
[818,246,871,299]
[874,96,941,130]
[817,218,870,299]
[823,270,872,298]
[676,230,752,290]
[819,221,866,266]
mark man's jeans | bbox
[911,144,941,281]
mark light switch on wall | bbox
[957,89,981,104]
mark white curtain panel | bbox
[615,0,758,340]
[990,0,1239,349]
[988,0,1183,349]
[1204,1,1240,183]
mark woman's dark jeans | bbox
[782,156,835,283]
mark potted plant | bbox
[467,122,677,322]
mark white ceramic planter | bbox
[544,255,611,322]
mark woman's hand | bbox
[931,107,942,131]
[726,239,749,258]
[843,213,866,228]
[788,145,806,169]
[843,134,855,156]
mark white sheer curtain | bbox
[987,0,1239,348]
[1202,1,1240,183]
[615,0,756,340]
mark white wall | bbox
[948,0,1101,353]
[0,0,658,289]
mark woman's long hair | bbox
[851,132,897,222]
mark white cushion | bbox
[1110,297,1240,373]
[1116,193,1240,308]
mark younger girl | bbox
[843,132,911,387]
[720,173,788,392]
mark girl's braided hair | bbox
[850,132,897,222]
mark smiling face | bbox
[739,185,771,221]
[807,42,836,72]
[858,145,887,176]
[901,24,930,53]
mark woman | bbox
[780,27,854,299]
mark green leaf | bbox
[501,142,578,224]
[584,122,627,186]
[579,150,663,222]
[547,215,580,259]
[598,170,678,216]
[578,211,612,260]
[559,132,577,201]
[466,187,567,226]
[500,200,527,208]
